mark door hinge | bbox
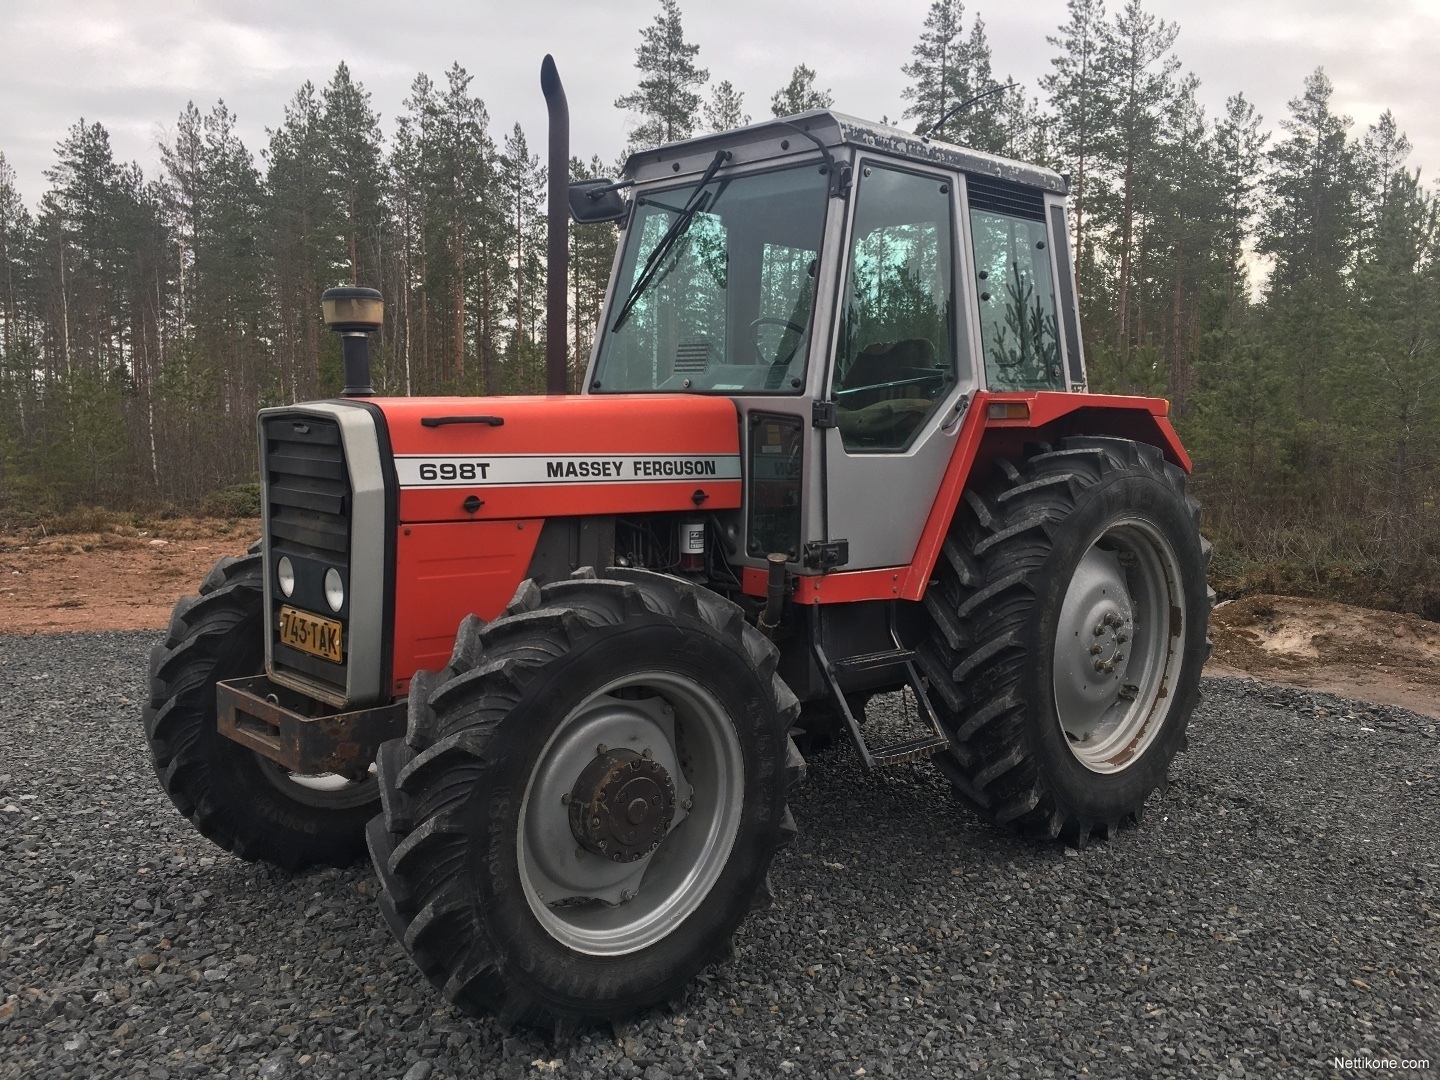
[812,400,837,428]
[803,539,849,570]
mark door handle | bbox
[941,393,970,432]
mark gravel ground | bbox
[1,630,1437,1080]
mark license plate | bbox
[278,605,343,663]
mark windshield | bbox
[593,164,830,394]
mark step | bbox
[870,734,951,766]
[829,648,916,676]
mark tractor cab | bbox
[580,111,1085,573]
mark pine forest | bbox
[1,0,1437,614]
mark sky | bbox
[2,0,1438,206]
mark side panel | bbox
[389,519,543,695]
[376,394,742,525]
[746,390,1189,605]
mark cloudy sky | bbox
[2,0,1437,204]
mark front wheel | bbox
[142,551,379,869]
[917,437,1213,844]
[367,569,803,1029]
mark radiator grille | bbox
[263,415,351,691]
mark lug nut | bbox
[642,747,653,760]
[1114,652,1125,664]
[1093,660,1106,672]
[682,799,693,811]
[1089,644,1103,655]
[1116,632,1129,643]
[1094,624,1106,636]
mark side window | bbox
[832,164,956,452]
[969,199,1063,390]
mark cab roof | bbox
[622,109,1067,196]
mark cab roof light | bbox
[987,401,1031,421]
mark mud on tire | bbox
[367,569,805,1030]
[143,550,379,870]
[916,437,1213,846]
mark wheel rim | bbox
[253,756,379,809]
[1052,518,1186,774]
[518,671,745,956]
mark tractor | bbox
[143,57,1212,1030]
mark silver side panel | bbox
[821,160,978,571]
[258,401,388,708]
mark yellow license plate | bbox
[279,605,343,663]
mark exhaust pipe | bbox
[541,55,569,395]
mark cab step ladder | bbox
[809,608,952,769]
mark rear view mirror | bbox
[569,179,628,224]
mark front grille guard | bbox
[258,403,390,708]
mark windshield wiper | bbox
[611,150,729,332]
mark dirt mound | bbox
[1208,593,1440,718]
[0,520,258,634]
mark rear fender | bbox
[778,391,1187,606]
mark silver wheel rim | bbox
[518,671,745,956]
[1052,518,1186,774]
[254,756,379,809]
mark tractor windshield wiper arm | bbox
[611,150,729,332]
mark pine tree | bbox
[703,80,750,133]
[321,62,387,288]
[901,0,967,136]
[1261,68,1358,296]
[1212,93,1267,314]
[615,0,709,152]
[770,65,833,117]
[499,123,546,392]
[1104,0,1179,356]
[264,82,331,397]
[1042,0,1114,300]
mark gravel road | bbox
[2,630,1436,1080]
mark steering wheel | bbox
[749,318,807,367]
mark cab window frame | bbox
[822,154,968,454]
[590,158,832,396]
[964,177,1067,393]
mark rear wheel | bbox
[916,437,1212,844]
[143,551,379,869]
[367,569,804,1029]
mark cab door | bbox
[820,159,975,570]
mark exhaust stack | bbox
[541,55,570,395]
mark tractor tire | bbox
[367,569,804,1031]
[916,437,1213,846]
[143,550,379,870]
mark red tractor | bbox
[144,60,1211,1030]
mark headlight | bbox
[324,567,345,612]
[277,556,295,598]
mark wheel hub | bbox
[568,748,676,863]
[1052,522,1185,773]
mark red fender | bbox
[751,391,1188,606]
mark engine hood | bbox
[372,394,744,523]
